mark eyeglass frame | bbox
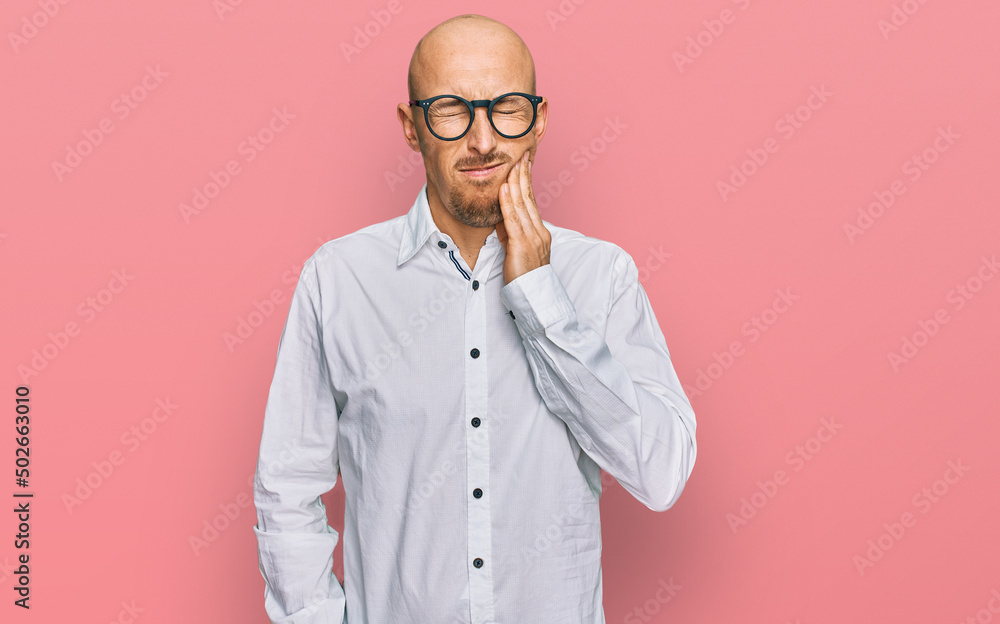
[407,92,544,141]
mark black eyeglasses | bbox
[408,92,543,141]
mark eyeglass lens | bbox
[427,95,534,139]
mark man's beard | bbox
[447,179,503,228]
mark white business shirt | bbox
[252,182,697,624]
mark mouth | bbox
[459,163,504,178]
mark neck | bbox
[425,182,496,271]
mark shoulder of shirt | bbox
[544,219,638,288]
[299,214,407,278]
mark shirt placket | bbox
[458,242,499,624]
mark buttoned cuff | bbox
[498,264,576,337]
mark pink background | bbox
[3,1,999,622]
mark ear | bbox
[397,103,422,152]
[530,97,548,145]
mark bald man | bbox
[252,14,697,624]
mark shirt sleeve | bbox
[498,251,697,512]
[252,257,347,623]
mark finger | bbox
[510,158,535,231]
[502,164,527,239]
[497,164,514,224]
[518,151,545,234]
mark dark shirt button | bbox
[473,558,483,568]
[470,348,480,358]
[473,488,483,498]
[508,310,516,320]
[471,417,481,427]
[438,241,447,248]
[472,280,479,290]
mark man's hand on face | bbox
[496,150,551,285]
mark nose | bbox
[464,105,498,152]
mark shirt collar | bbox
[397,182,500,267]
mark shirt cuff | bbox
[498,264,576,336]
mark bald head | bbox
[407,14,535,102]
